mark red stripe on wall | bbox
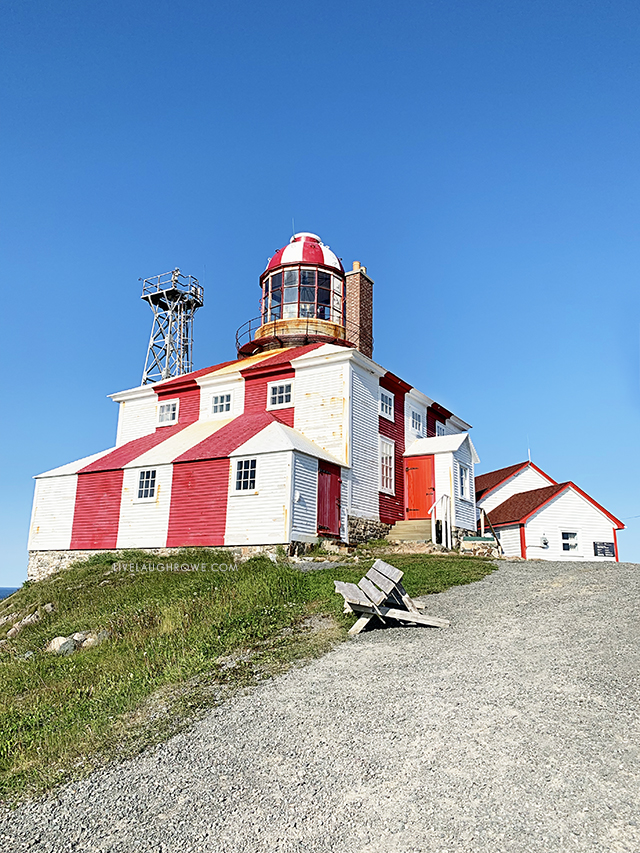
[243,368,295,414]
[70,470,124,549]
[166,460,230,546]
[156,378,200,425]
[379,373,411,525]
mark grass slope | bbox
[0,549,494,803]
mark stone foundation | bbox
[27,545,288,582]
[347,516,392,545]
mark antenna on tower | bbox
[140,268,204,384]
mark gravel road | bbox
[2,559,639,853]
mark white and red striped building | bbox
[28,233,478,578]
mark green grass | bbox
[0,549,494,804]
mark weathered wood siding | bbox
[116,464,173,548]
[349,363,379,519]
[70,471,124,549]
[225,451,291,545]
[291,452,318,541]
[166,459,229,547]
[28,475,78,550]
[294,361,348,464]
[495,525,522,557]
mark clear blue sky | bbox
[2,0,639,585]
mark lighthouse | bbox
[236,232,373,358]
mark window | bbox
[137,469,156,500]
[212,393,232,415]
[435,422,446,436]
[379,438,395,494]
[411,410,424,435]
[262,269,344,324]
[379,390,394,420]
[268,381,293,409]
[459,464,470,501]
[157,400,178,425]
[235,459,257,491]
[562,532,578,552]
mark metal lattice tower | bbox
[141,269,204,384]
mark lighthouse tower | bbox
[236,232,373,358]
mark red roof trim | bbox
[546,482,624,530]
[476,461,556,502]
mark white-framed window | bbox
[379,437,395,494]
[157,400,179,426]
[235,458,257,491]
[137,469,157,500]
[379,389,394,421]
[435,422,446,436]
[459,464,471,501]
[411,410,424,435]
[212,392,232,415]
[267,381,293,409]
[562,531,579,552]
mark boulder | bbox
[46,636,75,656]
[43,603,55,614]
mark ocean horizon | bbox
[0,587,19,601]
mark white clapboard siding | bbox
[524,488,618,561]
[116,465,173,548]
[404,398,427,446]
[495,526,522,557]
[291,453,318,541]
[196,376,245,421]
[225,451,291,545]
[453,442,476,530]
[349,363,379,519]
[340,468,349,541]
[434,451,453,513]
[28,475,78,550]
[294,360,348,464]
[478,465,555,513]
[115,393,158,446]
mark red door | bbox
[317,462,341,537]
[405,455,435,519]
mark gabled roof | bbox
[475,461,555,501]
[404,433,480,463]
[230,421,345,466]
[486,482,624,529]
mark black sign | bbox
[593,541,615,558]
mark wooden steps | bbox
[388,519,432,542]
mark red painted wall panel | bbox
[243,368,295,414]
[379,374,409,525]
[70,470,124,549]
[156,379,200,425]
[166,460,230,546]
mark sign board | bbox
[593,541,615,558]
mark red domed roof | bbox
[264,233,344,274]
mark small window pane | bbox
[282,303,297,318]
[283,286,298,303]
[300,286,315,302]
[271,288,282,305]
[318,271,331,289]
[284,269,298,288]
[317,288,331,305]
[270,272,282,291]
[137,469,156,499]
[301,269,316,287]
[236,459,257,491]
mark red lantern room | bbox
[236,233,351,357]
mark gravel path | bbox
[2,560,639,853]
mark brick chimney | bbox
[345,261,374,358]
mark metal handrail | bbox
[235,315,372,354]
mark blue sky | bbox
[2,0,639,585]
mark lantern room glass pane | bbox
[271,288,281,305]
[317,271,331,289]
[332,292,342,310]
[282,303,297,318]
[301,269,316,287]
[331,275,342,293]
[317,305,331,320]
[318,288,331,305]
[284,269,298,287]
[300,303,314,318]
[283,286,298,303]
[269,306,281,320]
[271,272,282,291]
[300,285,315,302]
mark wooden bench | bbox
[334,558,450,635]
